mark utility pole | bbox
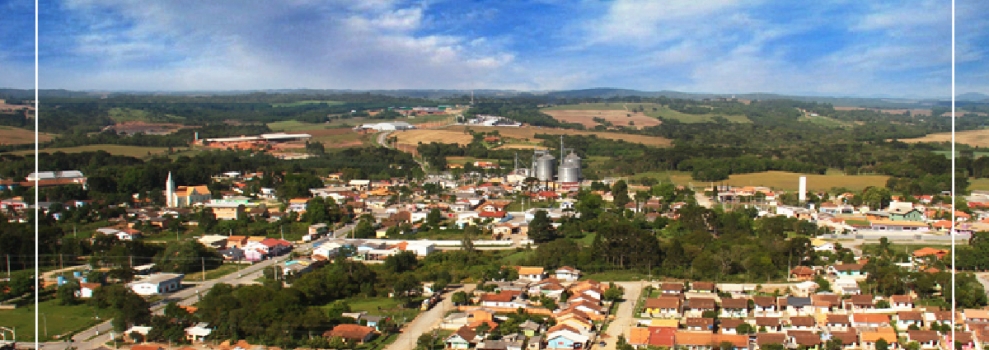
[202,257,206,282]
[6,254,9,278]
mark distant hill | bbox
[957,92,989,102]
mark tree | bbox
[426,208,443,229]
[452,291,470,306]
[417,333,437,350]
[57,279,81,305]
[528,210,556,243]
[612,180,630,209]
[154,241,222,273]
[876,338,890,350]
[604,282,624,301]
[384,251,418,274]
[736,323,755,334]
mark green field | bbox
[861,243,954,255]
[667,171,889,192]
[6,144,183,158]
[542,102,750,124]
[270,100,345,108]
[107,107,184,123]
[341,297,420,323]
[933,150,989,159]
[802,115,851,128]
[0,299,113,342]
[970,178,989,191]
[182,263,245,282]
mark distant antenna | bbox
[514,151,519,171]
[471,90,475,105]
[560,135,565,160]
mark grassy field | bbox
[667,171,890,192]
[581,270,650,282]
[344,297,421,323]
[0,299,113,342]
[861,243,953,255]
[5,144,179,158]
[107,107,184,123]
[970,178,989,191]
[899,129,989,147]
[393,125,672,148]
[542,107,662,129]
[544,102,750,124]
[500,250,535,265]
[801,115,851,128]
[270,100,344,108]
[0,126,53,145]
[181,263,245,282]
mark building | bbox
[205,203,245,220]
[127,273,184,296]
[165,172,212,208]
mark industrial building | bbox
[525,136,582,184]
[357,122,414,131]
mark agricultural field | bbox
[267,121,369,148]
[0,125,53,145]
[800,114,852,128]
[899,129,989,147]
[543,102,750,124]
[6,144,176,158]
[270,100,344,107]
[667,170,890,192]
[392,125,672,148]
[833,106,933,116]
[107,107,185,123]
[542,105,662,129]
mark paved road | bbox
[384,284,474,350]
[598,281,643,350]
[38,225,359,350]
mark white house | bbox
[554,266,581,282]
[185,322,212,343]
[127,273,184,296]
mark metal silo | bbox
[558,152,582,183]
[536,154,556,181]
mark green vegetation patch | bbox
[0,299,113,342]
[6,144,176,158]
[107,107,185,123]
[271,100,345,107]
[543,102,751,124]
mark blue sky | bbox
[0,0,986,98]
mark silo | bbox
[558,152,582,183]
[536,154,556,181]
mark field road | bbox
[384,284,475,350]
[597,281,643,350]
[694,192,714,209]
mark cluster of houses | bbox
[626,277,989,350]
[194,234,295,262]
[436,266,615,350]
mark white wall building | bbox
[127,273,184,296]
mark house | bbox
[660,282,685,296]
[206,203,244,221]
[753,296,780,316]
[479,291,525,309]
[788,331,821,350]
[789,316,817,331]
[720,298,749,318]
[829,263,865,277]
[790,266,815,281]
[845,294,875,310]
[184,322,212,343]
[324,324,376,344]
[829,331,860,350]
[554,266,581,282]
[912,247,948,261]
[812,294,841,312]
[756,317,783,333]
[675,331,714,350]
[719,319,745,335]
[685,298,717,317]
[446,326,479,349]
[756,333,787,350]
[896,311,925,330]
[517,266,547,282]
[647,327,677,348]
[890,295,914,310]
[889,207,924,221]
[852,313,891,328]
[127,273,184,296]
[528,336,543,350]
[226,235,248,249]
[964,308,989,324]
[833,277,862,295]
[644,297,682,318]
[690,282,717,294]
[859,328,899,350]
[786,296,814,315]
[78,282,101,298]
[686,318,716,331]
[545,324,589,349]
[943,332,976,350]
[826,314,851,331]
[629,327,652,348]
[906,330,941,349]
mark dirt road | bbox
[598,281,644,350]
[384,284,474,350]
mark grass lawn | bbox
[107,107,185,123]
[801,115,851,128]
[341,297,420,324]
[667,171,889,192]
[970,178,989,191]
[581,270,650,282]
[500,250,535,265]
[270,100,344,108]
[0,299,113,342]
[0,126,53,145]
[6,144,178,158]
[861,243,954,255]
[182,263,245,282]
[410,229,472,240]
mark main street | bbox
[597,281,643,350]
[35,224,357,350]
[383,284,474,350]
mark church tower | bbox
[166,171,176,207]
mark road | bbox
[694,192,714,209]
[384,284,474,350]
[598,281,643,350]
[38,224,358,350]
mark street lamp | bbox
[40,313,47,338]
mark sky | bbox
[0,0,986,98]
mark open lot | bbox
[0,299,112,342]
[543,102,750,124]
[667,170,890,192]
[5,144,176,158]
[899,129,989,147]
[108,107,185,123]
[542,109,662,129]
[0,126,53,145]
[393,125,672,148]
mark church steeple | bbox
[166,171,176,207]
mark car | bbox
[599,341,606,347]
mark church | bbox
[164,172,212,208]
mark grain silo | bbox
[536,154,556,181]
[558,152,582,183]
